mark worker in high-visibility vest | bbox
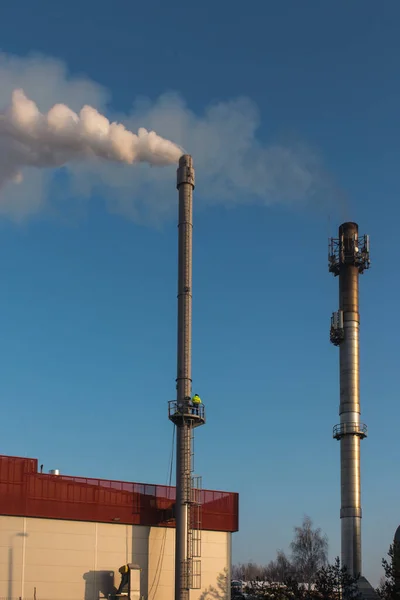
[116,565,130,595]
[192,393,202,415]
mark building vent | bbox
[49,469,60,476]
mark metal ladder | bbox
[187,424,202,590]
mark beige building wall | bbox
[0,516,231,600]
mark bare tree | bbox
[232,561,264,581]
[231,564,243,581]
[290,515,328,588]
[264,551,296,582]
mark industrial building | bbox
[0,454,239,600]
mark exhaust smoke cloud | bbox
[0,53,328,222]
[0,88,182,187]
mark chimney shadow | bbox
[131,484,171,600]
[132,526,150,600]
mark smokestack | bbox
[394,527,400,592]
[169,155,205,600]
[329,222,370,576]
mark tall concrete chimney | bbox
[329,222,370,577]
[168,154,205,600]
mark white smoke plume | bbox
[0,53,327,223]
[0,88,182,188]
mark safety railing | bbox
[168,400,205,426]
[328,235,370,275]
[333,422,367,440]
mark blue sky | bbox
[0,0,399,586]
